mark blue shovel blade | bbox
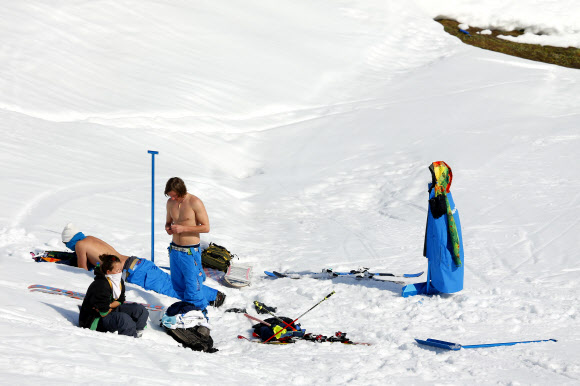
[415,338,462,350]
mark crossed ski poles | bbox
[253,301,297,331]
[255,290,336,343]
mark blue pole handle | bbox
[462,339,557,349]
[148,150,159,262]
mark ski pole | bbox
[264,291,336,343]
[244,313,272,326]
[253,302,297,342]
[254,301,297,331]
[147,150,158,263]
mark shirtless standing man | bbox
[165,177,223,311]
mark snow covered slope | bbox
[1,0,579,384]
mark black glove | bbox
[254,301,277,315]
[429,195,447,219]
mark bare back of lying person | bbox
[61,223,129,270]
[76,237,130,270]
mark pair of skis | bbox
[28,285,165,312]
[265,268,423,285]
[238,332,371,346]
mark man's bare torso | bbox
[168,194,201,246]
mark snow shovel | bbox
[415,338,557,351]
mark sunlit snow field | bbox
[1,1,579,384]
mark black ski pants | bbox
[100,303,149,338]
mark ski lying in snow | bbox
[264,268,423,284]
[265,271,404,284]
[237,334,371,345]
[28,285,165,312]
[31,251,76,264]
[334,269,423,278]
[237,335,291,344]
[242,313,372,346]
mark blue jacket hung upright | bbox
[402,161,464,297]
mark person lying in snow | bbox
[78,254,148,338]
[61,223,225,308]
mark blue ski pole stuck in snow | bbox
[148,150,158,263]
[415,338,557,351]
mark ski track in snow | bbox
[13,179,146,229]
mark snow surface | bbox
[1,0,579,384]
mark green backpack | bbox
[201,243,235,272]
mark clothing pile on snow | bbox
[161,301,217,353]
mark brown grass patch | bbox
[436,19,580,70]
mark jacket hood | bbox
[429,161,453,195]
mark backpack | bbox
[167,326,217,353]
[252,317,304,342]
[201,243,235,272]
